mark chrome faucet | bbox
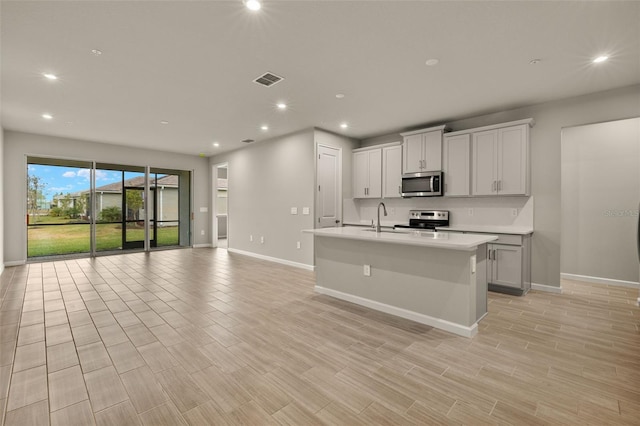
[376,202,387,233]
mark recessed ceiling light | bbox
[593,55,608,64]
[42,113,53,120]
[91,49,102,56]
[529,59,541,65]
[276,103,287,110]
[340,123,348,129]
[261,125,269,131]
[160,120,169,125]
[43,73,58,80]
[425,58,439,66]
[245,0,261,11]
[213,142,220,147]
[335,94,345,99]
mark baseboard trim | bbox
[4,260,26,267]
[192,244,213,248]
[314,285,478,338]
[531,282,563,294]
[561,273,639,289]
[227,248,315,271]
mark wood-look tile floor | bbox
[0,248,639,425]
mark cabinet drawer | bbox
[491,234,522,245]
[465,232,522,245]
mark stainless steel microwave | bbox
[401,171,443,197]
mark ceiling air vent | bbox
[241,139,255,144]
[253,72,284,87]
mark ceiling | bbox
[2,1,639,157]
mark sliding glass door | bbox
[27,157,191,259]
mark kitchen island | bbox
[304,227,498,337]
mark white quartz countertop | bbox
[435,225,534,235]
[304,227,498,251]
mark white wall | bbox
[0,127,4,275]
[360,84,640,288]
[3,130,210,264]
[561,118,640,284]
[209,129,316,268]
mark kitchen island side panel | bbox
[314,236,487,329]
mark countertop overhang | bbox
[304,227,497,251]
[435,225,534,235]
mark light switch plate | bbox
[291,207,298,215]
[302,207,310,215]
[199,207,208,213]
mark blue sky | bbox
[27,165,124,200]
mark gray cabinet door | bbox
[472,130,498,195]
[489,244,523,288]
[443,134,470,196]
[498,125,527,195]
[403,133,424,174]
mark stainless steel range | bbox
[394,210,449,231]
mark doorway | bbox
[560,117,640,288]
[213,163,228,249]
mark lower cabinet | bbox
[485,234,531,295]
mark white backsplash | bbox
[344,196,534,228]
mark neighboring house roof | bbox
[87,175,178,194]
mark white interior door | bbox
[317,145,342,228]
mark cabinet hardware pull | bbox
[398,185,401,195]
[498,180,502,191]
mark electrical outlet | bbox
[468,208,474,216]
[363,264,371,276]
[296,241,301,249]
[260,236,265,244]
[250,235,253,242]
[200,230,205,236]
[512,208,518,217]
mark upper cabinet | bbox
[400,125,447,174]
[442,134,471,197]
[382,144,402,198]
[471,122,531,196]
[353,147,382,199]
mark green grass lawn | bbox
[28,222,180,257]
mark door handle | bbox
[335,219,340,224]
